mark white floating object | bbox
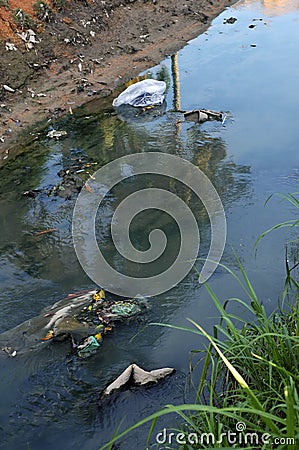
[113,79,166,108]
[102,363,175,396]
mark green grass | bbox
[255,191,299,294]
[99,191,299,449]
[52,0,67,11]
[13,8,36,30]
[0,0,9,10]
[33,1,53,22]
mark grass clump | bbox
[13,8,36,30]
[98,190,299,449]
[33,1,54,22]
[52,0,67,10]
[99,264,299,449]
[0,0,9,10]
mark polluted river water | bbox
[0,0,299,449]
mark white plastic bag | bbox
[112,79,166,108]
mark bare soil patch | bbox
[0,0,235,162]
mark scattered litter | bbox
[1,346,17,357]
[35,228,57,236]
[77,335,101,358]
[9,117,22,126]
[224,17,237,24]
[110,302,141,318]
[18,29,39,50]
[17,30,40,50]
[115,102,166,123]
[0,290,149,359]
[22,189,40,198]
[184,109,223,123]
[48,168,84,199]
[113,79,166,108]
[94,290,105,301]
[47,129,68,139]
[3,85,15,93]
[90,30,96,38]
[5,42,17,51]
[102,364,175,396]
[41,330,54,341]
[84,183,92,193]
[28,88,35,97]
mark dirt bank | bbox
[0,0,235,161]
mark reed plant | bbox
[100,191,298,449]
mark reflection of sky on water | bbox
[236,0,299,15]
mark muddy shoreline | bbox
[0,0,235,163]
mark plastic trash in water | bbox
[77,335,101,358]
[47,129,68,139]
[184,109,223,124]
[112,79,166,108]
[110,301,141,318]
[102,364,175,396]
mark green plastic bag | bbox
[77,335,100,358]
[111,302,140,318]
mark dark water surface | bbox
[0,1,298,449]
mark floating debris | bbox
[1,346,17,357]
[34,228,57,236]
[224,17,237,24]
[46,129,68,139]
[184,108,223,123]
[77,335,101,358]
[113,79,166,108]
[49,169,84,199]
[102,364,175,396]
[0,290,149,359]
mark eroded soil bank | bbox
[0,0,235,161]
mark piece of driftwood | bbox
[102,363,175,396]
[184,109,222,123]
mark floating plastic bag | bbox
[102,364,175,396]
[110,301,141,318]
[77,335,101,358]
[112,79,166,108]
